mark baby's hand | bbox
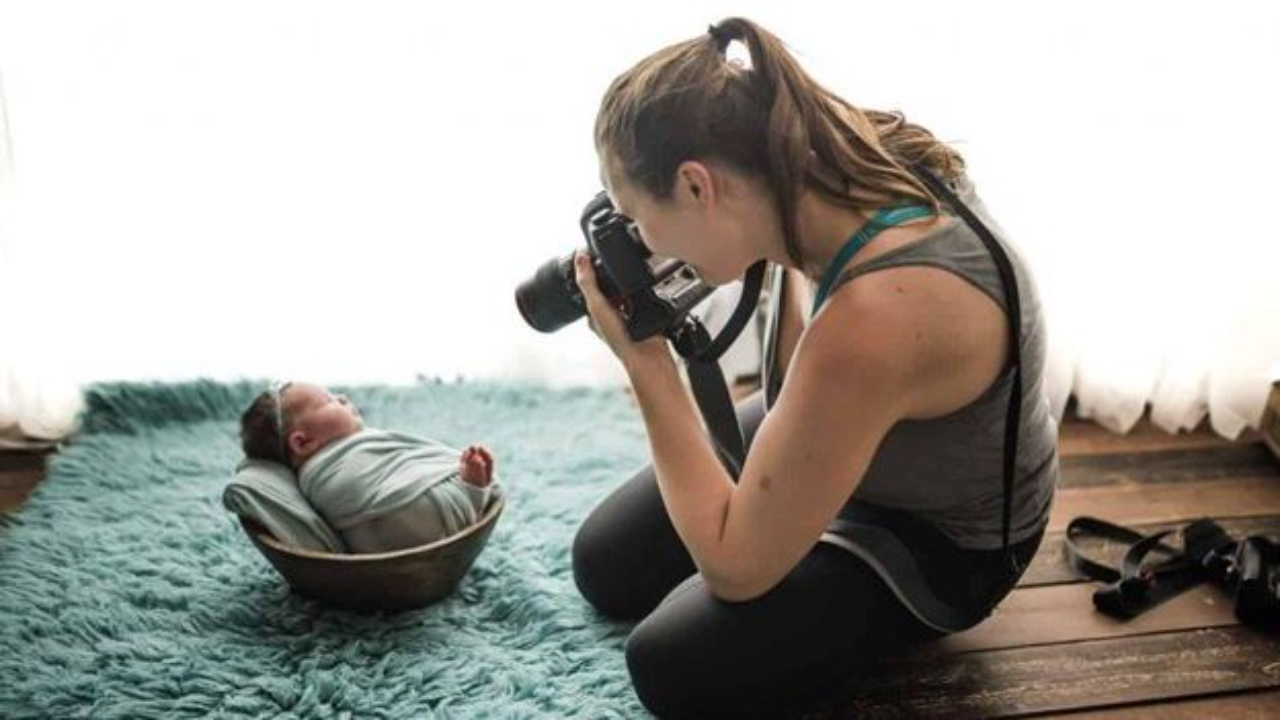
[459,445,495,487]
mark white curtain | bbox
[0,70,82,447]
[0,0,1276,442]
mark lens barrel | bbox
[514,253,585,333]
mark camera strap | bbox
[668,260,768,479]
[1064,515,1280,629]
[911,165,1025,571]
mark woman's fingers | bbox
[574,250,632,352]
[574,252,606,329]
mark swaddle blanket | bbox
[222,458,347,553]
[298,428,492,539]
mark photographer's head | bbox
[594,17,965,280]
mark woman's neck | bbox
[785,190,939,283]
[791,193,870,281]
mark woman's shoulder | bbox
[801,263,1009,420]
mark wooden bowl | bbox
[238,489,505,612]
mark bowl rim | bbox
[240,486,506,563]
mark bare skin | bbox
[458,445,495,487]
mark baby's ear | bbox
[287,430,310,457]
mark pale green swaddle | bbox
[223,458,348,553]
[298,428,494,553]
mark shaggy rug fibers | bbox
[0,380,654,718]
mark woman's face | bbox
[599,154,767,287]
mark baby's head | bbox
[239,381,363,470]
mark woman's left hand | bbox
[573,251,671,370]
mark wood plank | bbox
[1048,477,1280,533]
[821,626,1280,719]
[937,583,1238,655]
[0,486,35,514]
[0,449,48,477]
[0,465,45,492]
[1038,688,1280,720]
[1059,443,1278,488]
[1019,516,1280,587]
[1058,411,1263,456]
[0,450,50,513]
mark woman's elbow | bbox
[704,565,776,603]
[708,583,764,604]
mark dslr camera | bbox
[515,192,715,342]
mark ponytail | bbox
[597,17,965,267]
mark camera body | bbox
[515,191,715,341]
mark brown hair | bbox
[594,17,966,267]
[239,390,290,466]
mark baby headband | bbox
[269,380,293,462]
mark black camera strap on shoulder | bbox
[911,165,1025,573]
[668,260,768,480]
[1064,515,1280,629]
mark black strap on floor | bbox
[1064,515,1280,628]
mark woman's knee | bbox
[622,578,762,720]
[625,618,695,718]
[624,614,768,720]
[571,500,657,619]
[571,508,625,616]
[572,464,697,619]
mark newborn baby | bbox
[238,381,497,553]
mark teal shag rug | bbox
[0,380,653,718]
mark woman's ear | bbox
[676,160,716,208]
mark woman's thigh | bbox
[624,542,942,719]
[625,526,1047,718]
[572,390,768,620]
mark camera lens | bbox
[514,254,585,333]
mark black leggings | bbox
[572,389,1043,719]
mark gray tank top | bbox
[772,175,1059,551]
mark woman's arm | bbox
[574,251,980,603]
[627,274,931,602]
[623,350,740,590]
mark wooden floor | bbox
[3,403,1279,718]
[804,408,1280,719]
[0,448,49,516]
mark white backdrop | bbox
[1,0,1277,442]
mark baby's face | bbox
[281,382,363,460]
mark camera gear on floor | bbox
[1065,515,1280,629]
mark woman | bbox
[571,17,1058,719]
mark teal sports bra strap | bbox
[810,204,935,316]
